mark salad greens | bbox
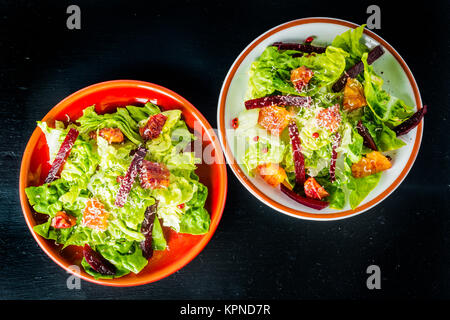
[238,25,416,210]
[25,102,210,279]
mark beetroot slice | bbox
[332,45,384,92]
[140,202,158,260]
[245,95,311,109]
[356,121,378,151]
[393,105,427,136]
[114,146,147,207]
[44,128,79,184]
[329,133,342,183]
[272,42,327,54]
[83,244,116,275]
[280,184,329,210]
[139,113,167,140]
[288,121,306,185]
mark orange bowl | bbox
[19,80,227,286]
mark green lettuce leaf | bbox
[331,24,369,67]
[361,53,414,124]
[37,121,67,162]
[361,109,406,152]
[126,102,160,123]
[179,207,210,235]
[152,217,167,250]
[81,241,148,279]
[25,179,69,216]
[246,46,348,99]
[347,173,382,209]
[77,106,142,145]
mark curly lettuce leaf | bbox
[361,109,406,152]
[77,106,142,145]
[37,121,67,163]
[25,179,69,216]
[81,241,148,279]
[247,46,348,99]
[241,127,286,175]
[361,53,414,124]
[179,207,210,235]
[331,24,369,67]
[347,173,382,209]
[126,102,160,123]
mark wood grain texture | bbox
[0,0,449,299]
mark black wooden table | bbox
[1,0,449,299]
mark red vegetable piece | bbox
[329,133,342,183]
[332,45,384,92]
[140,202,158,260]
[356,121,378,151]
[272,42,327,54]
[139,160,170,189]
[51,211,76,229]
[83,244,116,276]
[139,113,167,140]
[393,105,427,136]
[304,177,329,200]
[305,36,314,44]
[245,95,311,110]
[231,117,239,129]
[114,146,147,207]
[44,128,79,183]
[288,121,306,185]
[280,184,329,210]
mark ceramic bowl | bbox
[20,80,227,286]
[217,18,423,220]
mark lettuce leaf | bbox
[331,24,369,67]
[37,121,67,163]
[77,106,142,145]
[361,109,406,152]
[246,46,348,99]
[242,128,286,175]
[179,207,210,235]
[361,53,414,124]
[25,179,69,216]
[81,241,148,279]
[347,173,382,209]
[152,217,167,250]
[126,102,160,123]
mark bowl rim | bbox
[217,17,423,221]
[19,79,228,286]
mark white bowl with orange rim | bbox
[217,17,424,220]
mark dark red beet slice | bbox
[280,184,329,210]
[356,121,378,151]
[44,128,79,183]
[288,121,305,185]
[329,133,342,183]
[114,146,147,207]
[245,95,311,110]
[332,45,384,92]
[140,202,158,260]
[83,244,116,276]
[139,113,167,140]
[139,160,170,189]
[272,42,327,54]
[393,105,427,136]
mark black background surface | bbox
[0,0,449,300]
